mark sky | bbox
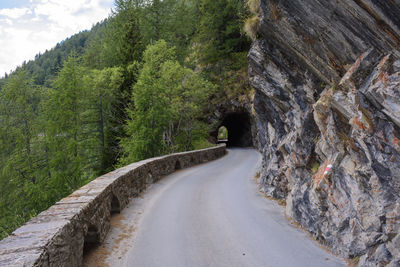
[0,0,115,76]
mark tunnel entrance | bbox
[219,112,253,147]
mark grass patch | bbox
[244,16,260,41]
[347,256,360,267]
[247,0,260,15]
[244,0,260,40]
[277,199,286,206]
[193,139,215,150]
[312,162,320,174]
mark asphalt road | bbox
[119,148,345,267]
[83,148,345,266]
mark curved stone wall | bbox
[0,145,226,267]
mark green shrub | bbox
[193,139,215,150]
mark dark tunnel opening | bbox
[219,112,253,147]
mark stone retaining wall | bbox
[0,145,226,267]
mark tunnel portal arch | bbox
[218,112,253,147]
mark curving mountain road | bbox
[85,148,345,267]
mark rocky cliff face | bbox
[248,1,400,266]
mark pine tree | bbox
[197,0,250,63]
[83,67,124,172]
[0,69,47,238]
[102,0,143,67]
[45,54,89,193]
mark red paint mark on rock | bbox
[313,161,331,186]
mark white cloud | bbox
[0,18,13,25]
[0,0,114,76]
[0,8,30,19]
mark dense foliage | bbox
[120,40,215,163]
[0,0,251,240]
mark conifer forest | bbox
[0,0,253,239]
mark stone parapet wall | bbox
[0,145,226,267]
